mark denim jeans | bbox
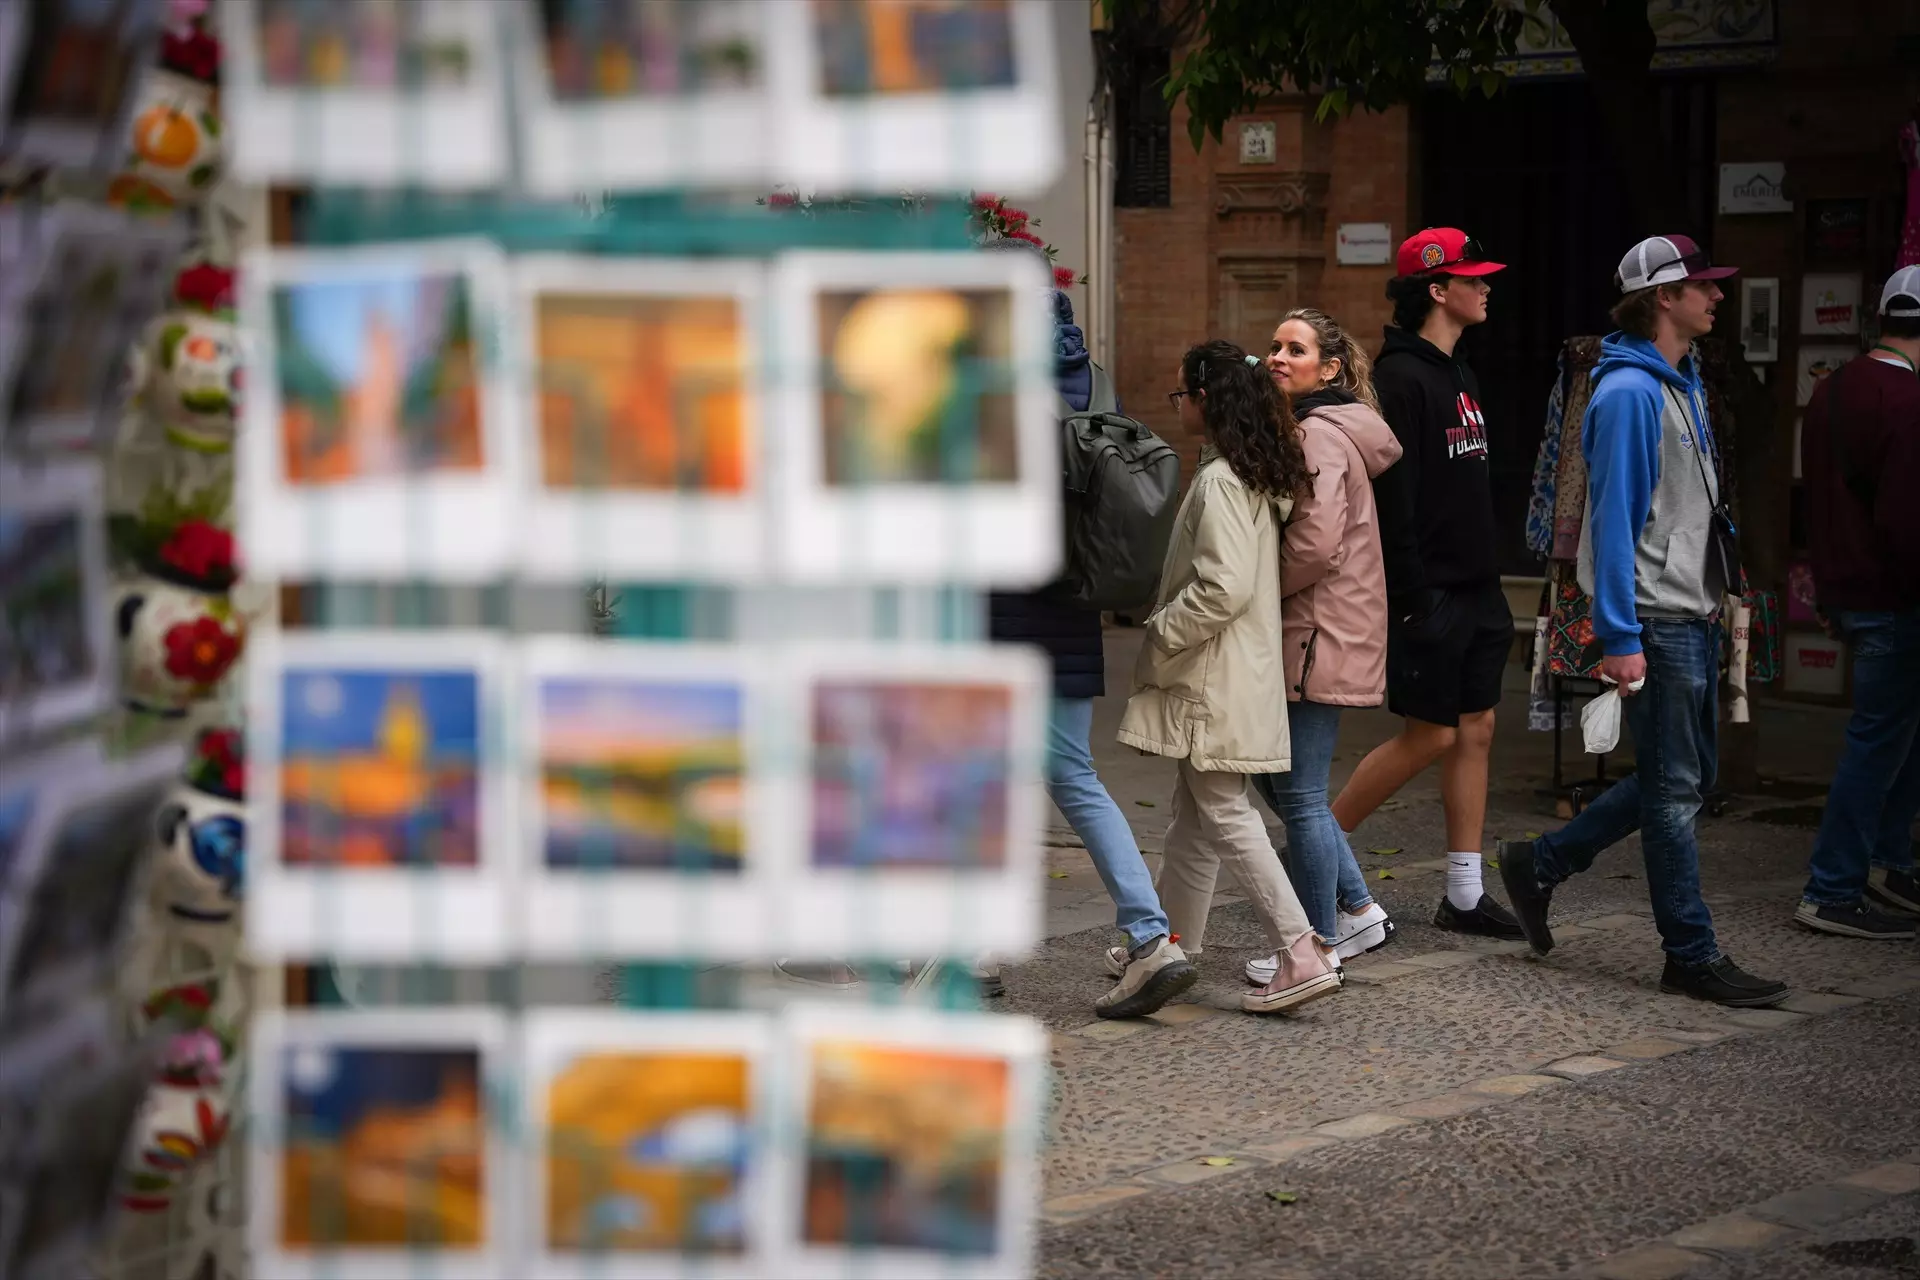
[1048,699,1170,948]
[1532,619,1721,967]
[1251,699,1374,943]
[1803,609,1920,905]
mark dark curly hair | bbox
[1180,339,1311,504]
[1386,273,1452,331]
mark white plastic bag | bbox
[1580,678,1646,754]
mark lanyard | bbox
[1872,344,1918,375]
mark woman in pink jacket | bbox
[1245,308,1405,988]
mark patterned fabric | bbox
[1545,566,1779,684]
[1524,352,1567,560]
[1746,588,1782,683]
[1549,337,1604,561]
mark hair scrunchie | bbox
[1244,354,1260,367]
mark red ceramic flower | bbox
[157,519,236,586]
[174,263,235,313]
[164,617,241,687]
[161,27,222,81]
[1054,266,1078,289]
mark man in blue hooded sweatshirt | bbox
[1498,236,1789,1008]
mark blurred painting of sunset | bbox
[545,1050,751,1254]
[279,668,480,868]
[273,271,483,484]
[279,1045,485,1249]
[812,681,1011,869]
[803,1042,1007,1255]
[535,293,748,492]
[538,675,745,872]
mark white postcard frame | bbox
[1799,272,1863,337]
[771,251,1060,586]
[771,1005,1045,1280]
[1795,343,1856,407]
[512,0,772,195]
[774,643,1046,959]
[249,1008,516,1280]
[510,255,770,581]
[522,1010,777,1280]
[518,638,782,959]
[766,0,1059,192]
[1740,276,1779,363]
[0,460,113,741]
[246,629,517,961]
[222,0,507,188]
[0,737,103,892]
[237,239,520,581]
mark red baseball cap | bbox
[1396,227,1505,278]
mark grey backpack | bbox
[1055,365,1182,611]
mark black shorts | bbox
[1386,581,1513,728]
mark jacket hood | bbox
[1301,401,1403,479]
[1592,330,1699,392]
[1378,324,1457,368]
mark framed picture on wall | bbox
[1796,343,1857,406]
[1804,198,1868,265]
[1740,277,1780,362]
[1800,273,1863,336]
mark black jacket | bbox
[1370,326,1499,607]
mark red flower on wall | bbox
[1054,266,1079,289]
[164,618,240,686]
[174,263,235,313]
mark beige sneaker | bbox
[1094,936,1198,1019]
[1240,932,1341,1014]
[1104,939,1201,977]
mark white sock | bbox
[1446,853,1484,911]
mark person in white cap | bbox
[1497,235,1790,1008]
[1795,265,1920,938]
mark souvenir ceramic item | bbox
[108,9,225,212]
[154,727,245,932]
[117,519,247,716]
[120,1029,233,1213]
[137,263,242,450]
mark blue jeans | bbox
[1532,619,1721,967]
[1048,699,1170,948]
[1251,700,1374,944]
[1803,609,1920,905]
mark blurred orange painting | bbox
[804,1042,1008,1254]
[536,293,748,492]
[545,1051,751,1253]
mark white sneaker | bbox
[1094,936,1198,1019]
[1106,939,1200,977]
[1243,906,1395,984]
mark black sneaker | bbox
[1867,866,1920,916]
[1433,893,1526,940]
[1659,954,1790,1008]
[1794,899,1917,940]
[1495,838,1555,955]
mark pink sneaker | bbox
[1240,932,1341,1014]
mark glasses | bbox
[1166,389,1190,410]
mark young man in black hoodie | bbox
[1329,228,1524,939]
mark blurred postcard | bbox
[0,461,112,741]
[0,0,158,170]
[518,639,777,959]
[777,1005,1043,1280]
[768,0,1059,192]
[524,1010,773,1279]
[238,240,520,580]
[780,644,1045,959]
[514,0,772,194]
[246,630,516,961]
[222,0,507,187]
[511,256,768,581]
[250,1009,512,1280]
[0,738,101,893]
[771,251,1060,585]
[0,203,185,451]
[0,743,179,1029]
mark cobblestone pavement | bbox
[1020,629,1919,1280]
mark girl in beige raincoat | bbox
[1119,339,1342,1015]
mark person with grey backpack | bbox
[989,279,1192,1019]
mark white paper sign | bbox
[1718,162,1791,214]
[1801,273,1863,336]
[1239,121,1276,164]
[1337,223,1393,266]
[1784,635,1846,697]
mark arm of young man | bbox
[1371,375,1429,617]
[1146,475,1259,655]
[1278,425,1351,598]
[1582,377,1662,692]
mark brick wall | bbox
[1113,95,1413,480]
